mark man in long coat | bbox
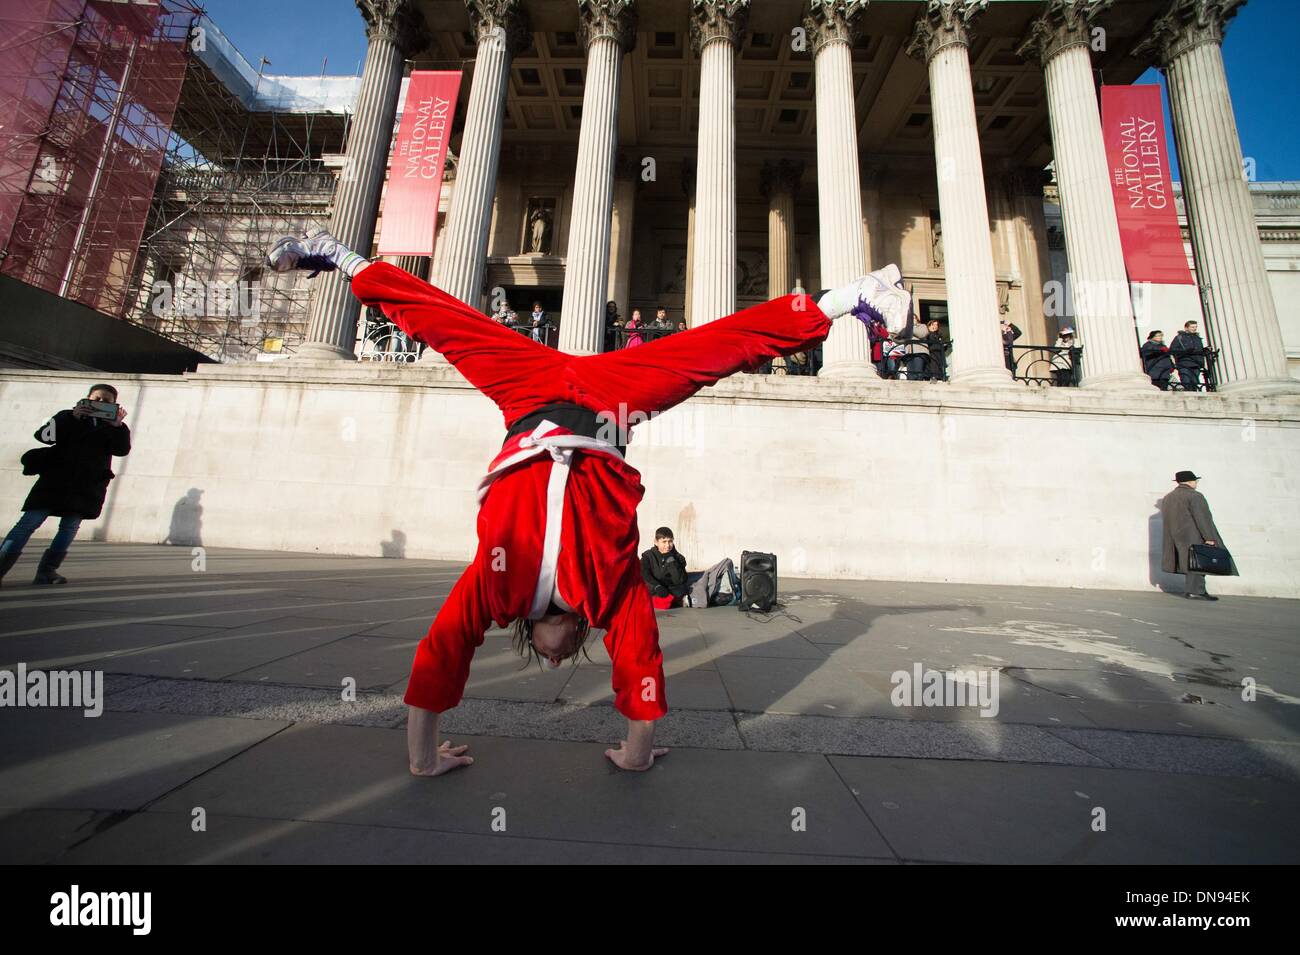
[1160,470,1233,600]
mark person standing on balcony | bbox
[1170,320,1207,391]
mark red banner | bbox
[1100,85,1194,285]
[378,71,460,256]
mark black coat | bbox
[640,546,688,598]
[22,409,131,519]
[1169,331,1205,367]
[1141,340,1174,380]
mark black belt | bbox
[505,402,626,457]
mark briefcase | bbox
[1187,543,1235,576]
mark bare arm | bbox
[407,706,473,776]
[607,718,668,772]
[602,568,670,771]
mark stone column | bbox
[1020,0,1151,390]
[606,153,638,315]
[688,1,747,326]
[420,0,530,364]
[761,160,802,298]
[297,0,428,360]
[807,0,876,379]
[907,0,1013,387]
[1005,167,1054,346]
[682,163,697,326]
[1135,0,1296,394]
[391,255,430,280]
[558,0,637,354]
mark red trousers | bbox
[350,262,831,717]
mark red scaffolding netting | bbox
[0,0,195,317]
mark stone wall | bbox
[2,364,1297,597]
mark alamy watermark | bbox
[0,664,103,717]
[595,401,702,450]
[1042,272,1154,327]
[890,663,1000,718]
[151,277,261,323]
[50,885,150,935]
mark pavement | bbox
[0,542,1297,864]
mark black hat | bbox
[1174,470,1200,483]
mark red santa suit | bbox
[350,262,831,722]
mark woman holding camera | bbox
[0,383,130,587]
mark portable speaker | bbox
[739,550,777,612]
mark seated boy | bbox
[640,526,739,610]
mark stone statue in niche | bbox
[930,210,944,269]
[523,198,556,254]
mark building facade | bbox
[290,0,1298,397]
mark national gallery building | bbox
[288,0,1299,397]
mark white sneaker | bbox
[869,264,902,289]
[267,230,363,278]
[852,266,914,336]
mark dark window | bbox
[519,68,541,85]
[788,72,810,89]
[779,108,798,123]
[655,31,675,47]
[563,67,583,85]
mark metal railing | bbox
[874,338,951,381]
[1008,344,1082,387]
[358,320,422,362]
[1164,348,1220,392]
[500,320,560,349]
[607,325,677,349]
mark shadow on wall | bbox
[1148,497,1183,594]
[164,488,204,546]
[382,529,406,559]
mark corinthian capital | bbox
[905,0,989,64]
[465,0,532,58]
[578,0,638,54]
[803,0,867,58]
[1132,0,1245,66]
[1017,0,1111,67]
[689,0,750,55]
[357,0,430,58]
[760,159,805,200]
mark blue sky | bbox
[196,0,1300,181]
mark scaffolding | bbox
[0,2,355,362]
[0,0,192,317]
[126,14,353,361]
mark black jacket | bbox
[1141,340,1174,380]
[640,546,688,598]
[22,409,131,519]
[1169,331,1205,367]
